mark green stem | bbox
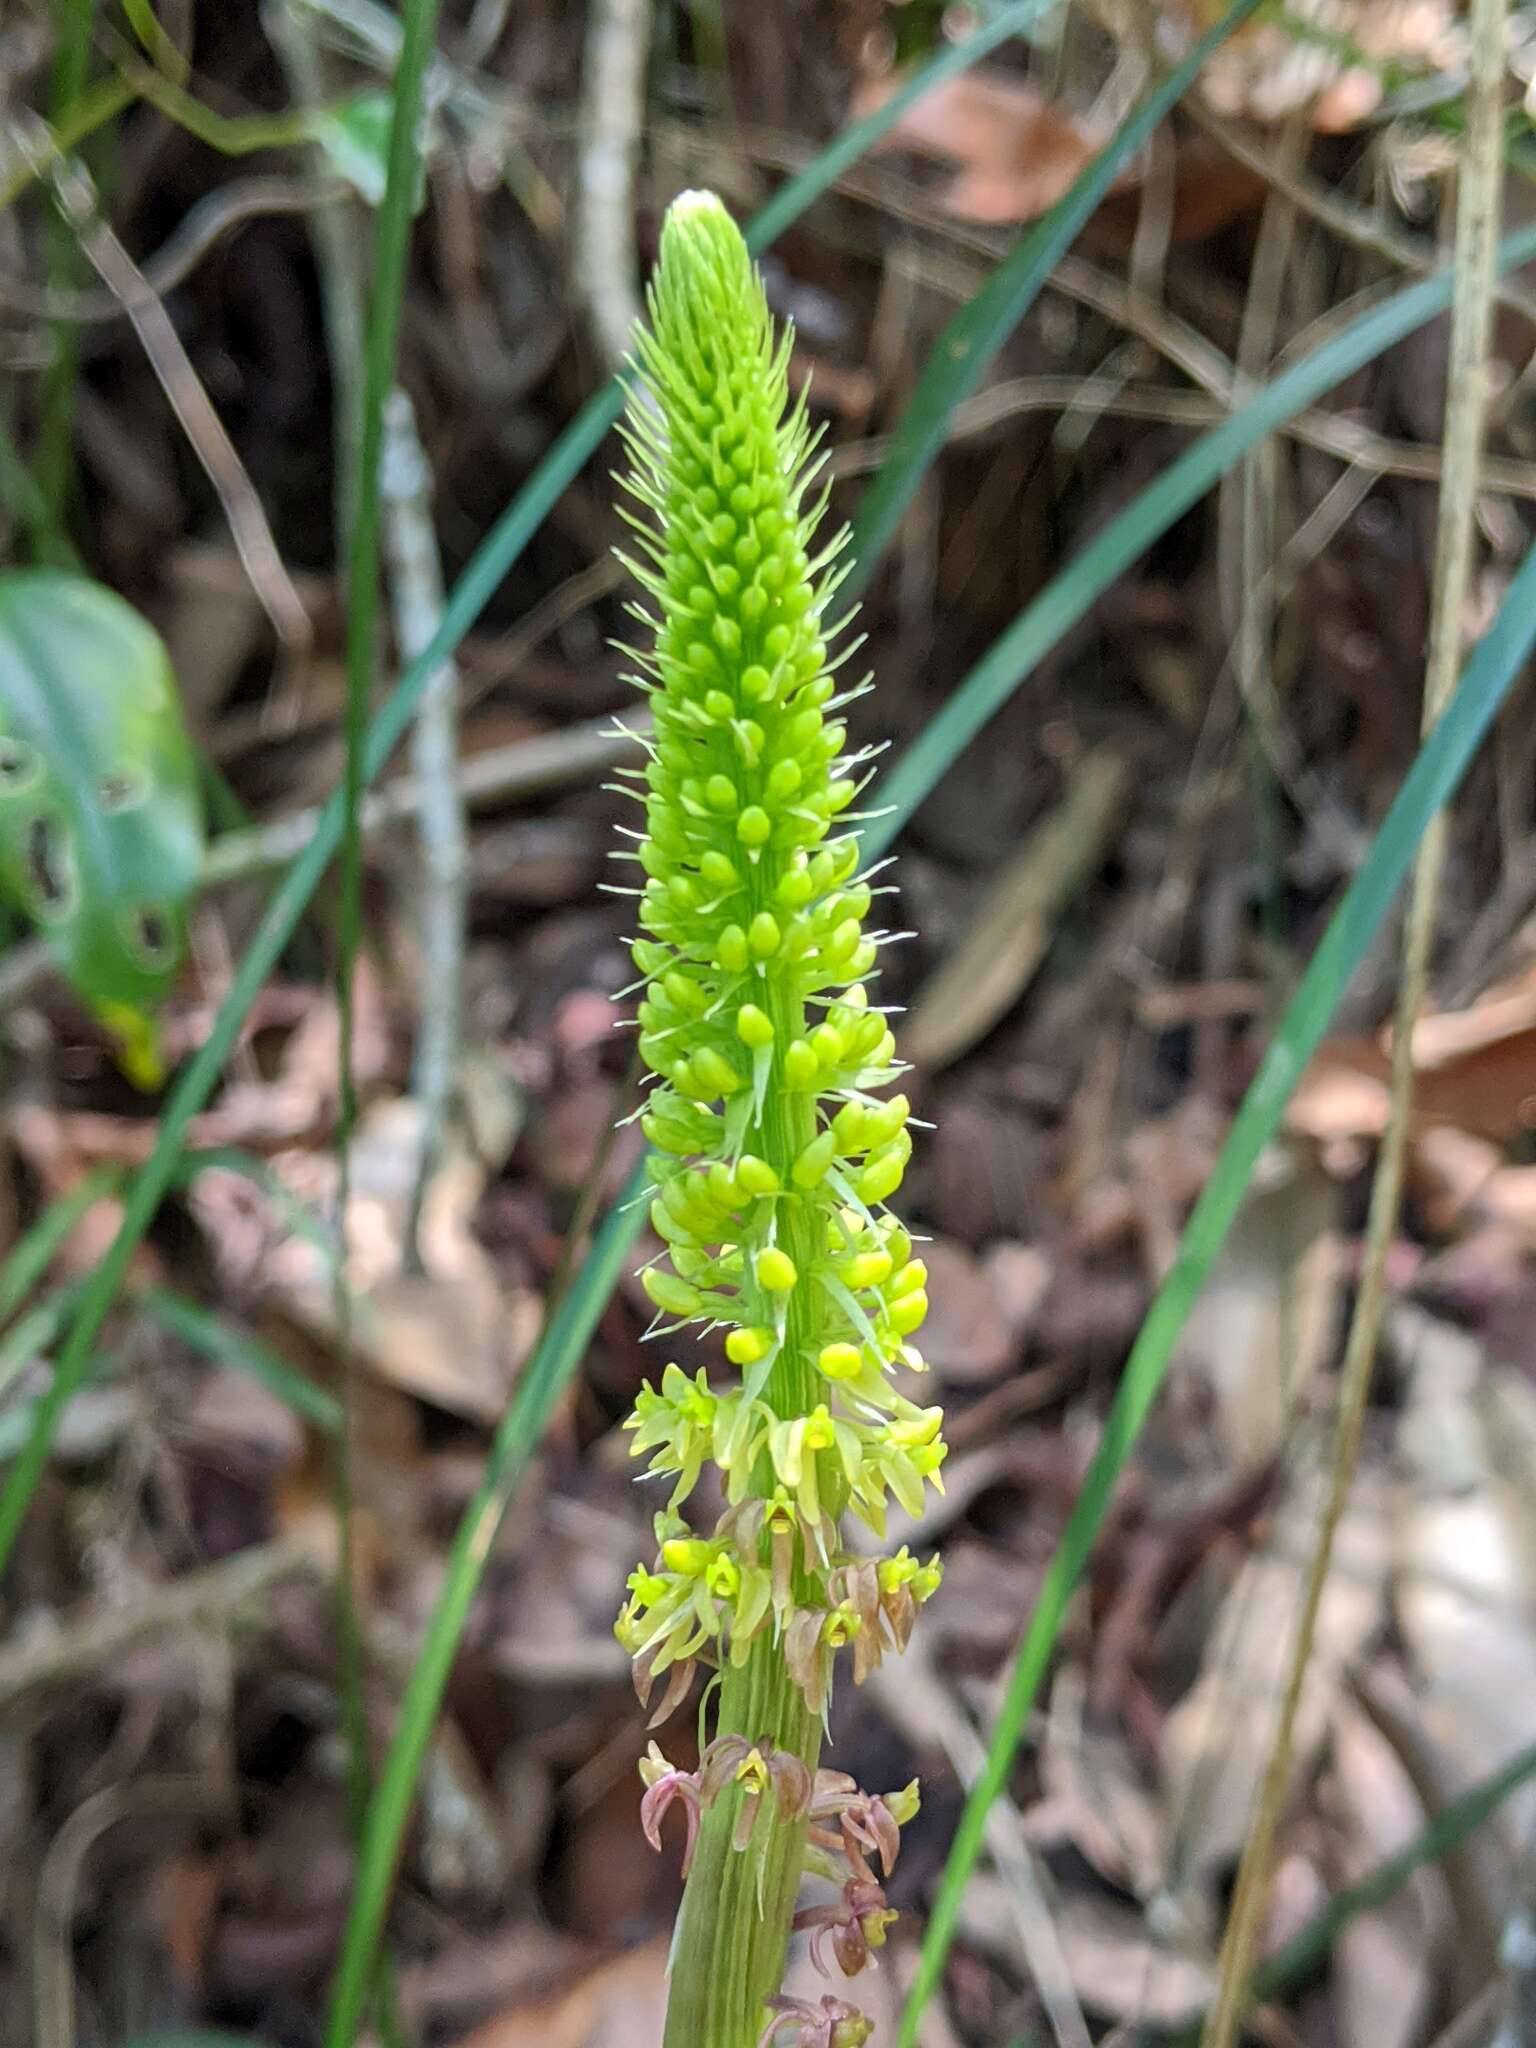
[328,5,442,2038]
[658,800,831,2045]
[664,1639,822,2048]
[110,48,319,155]
[34,0,96,559]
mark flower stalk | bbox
[611,190,946,2048]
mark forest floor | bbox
[6,4,1536,2046]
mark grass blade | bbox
[321,1184,639,2046]
[0,1291,71,1380]
[0,0,1084,1600]
[868,225,1536,852]
[34,0,96,557]
[1244,1735,1536,2015]
[742,0,1055,251]
[316,25,445,2047]
[325,221,1536,2038]
[896,530,1536,2044]
[845,0,1259,593]
[337,0,443,1118]
[0,1166,120,1327]
[1142,1734,1536,2044]
[328,0,443,1885]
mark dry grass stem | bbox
[1200,5,1511,2042]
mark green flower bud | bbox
[716,923,749,972]
[783,1039,818,1088]
[613,192,945,1856]
[755,1247,798,1292]
[643,1268,703,1318]
[690,1045,743,1098]
[817,1342,863,1383]
[734,1154,780,1196]
[726,1324,776,1366]
[791,1130,836,1189]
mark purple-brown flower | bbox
[808,1771,908,1885]
[760,1993,875,2048]
[638,1742,703,1875]
[794,1875,897,1978]
[699,1732,814,1850]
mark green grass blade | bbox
[0,0,1041,1597]
[1244,1736,1536,2014]
[0,1167,121,1326]
[0,1289,73,1386]
[896,529,1536,2045]
[33,0,96,559]
[1143,1733,1536,2044]
[325,220,1536,2036]
[321,1183,639,2047]
[0,412,82,569]
[338,0,442,1099]
[137,1287,342,1435]
[742,0,1056,251]
[327,16,442,2030]
[845,0,1259,593]
[866,222,1536,856]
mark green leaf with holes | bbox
[0,571,204,1086]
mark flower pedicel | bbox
[611,189,947,2048]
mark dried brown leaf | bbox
[1172,1149,1341,1471]
[851,68,1106,225]
[450,1939,669,2048]
[905,750,1130,1070]
[1159,1442,1388,1897]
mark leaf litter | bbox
[3,4,1536,2046]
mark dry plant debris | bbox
[1,3,1536,2047]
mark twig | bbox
[460,0,515,68]
[867,1644,1092,2048]
[1199,2,1509,2042]
[31,140,313,663]
[574,0,652,370]
[265,0,370,560]
[1351,1665,1504,1995]
[1187,99,1536,337]
[459,554,623,708]
[0,710,648,1009]
[36,1776,234,2048]
[1218,114,1312,915]
[1151,1736,1536,2045]
[380,386,467,1267]
[827,372,1536,501]
[0,173,344,321]
[212,711,647,877]
[0,1537,320,1701]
